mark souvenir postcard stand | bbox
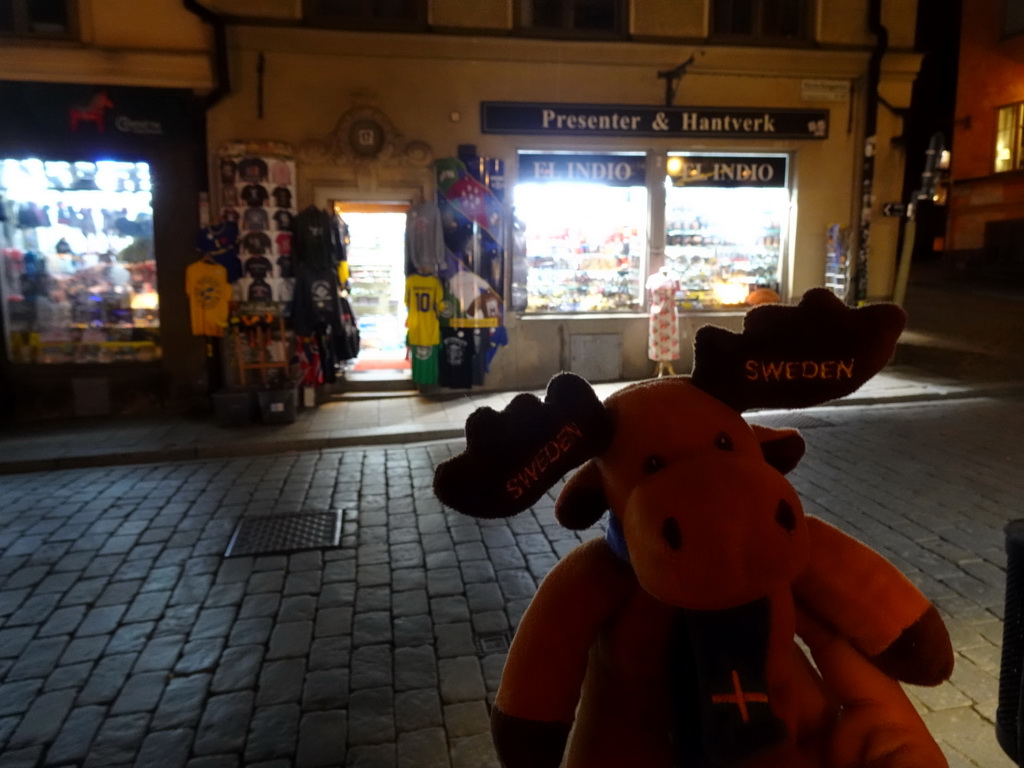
[214,141,298,425]
[227,301,296,424]
[824,223,852,303]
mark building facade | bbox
[0,1,214,418]
[0,0,922,414]
[945,0,1024,283]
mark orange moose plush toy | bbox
[433,289,954,768]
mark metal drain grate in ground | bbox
[476,631,511,655]
[224,510,343,557]
[746,413,833,430]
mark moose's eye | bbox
[714,432,734,451]
[643,455,666,474]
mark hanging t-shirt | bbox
[247,277,274,302]
[486,325,508,372]
[293,207,344,268]
[447,269,491,316]
[270,159,292,186]
[242,207,270,232]
[237,157,268,182]
[439,328,474,389]
[411,345,438,386]
[405,201,446,275]
[240,231,273,255]
[292,262,343,338]
[276,253,293,279]
[275,231,292,255]
[219,158,237,184]
[272,187,292,208]
[404,274,444,346]
[196,221,242,283]
[185,260,230,336]
[273,209,293,231]
[244,254,273,280]
[240,184,269,207]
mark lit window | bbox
[512,153,646,313]
[995,103,1024,173]
[711,0,811,40]
[0,0,75,39]
[518,0,625,37]
[664,153,789,310]
[0,158,160,365]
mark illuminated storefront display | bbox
[513,152,647,313]
[511,150,790,313]
[0,158,158,364]
[664,153,789,309]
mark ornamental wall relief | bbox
[298,98,433,169]
[298,96,434,203]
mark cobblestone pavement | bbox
[0,394,1022,767]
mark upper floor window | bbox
[1007,0,1024,35]
[518,0,626,38]
[304,0,427,29]
[995,102,1024,173]
[711,0,811,41]
[0,0,75,39]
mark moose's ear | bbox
[433,372,613,519]
[749,424,805,475]
[555,461,608,530]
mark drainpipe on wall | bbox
[182,0,232,197]
[855,0,887,305]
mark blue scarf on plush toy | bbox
[607,515,786,767]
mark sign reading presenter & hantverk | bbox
[481,102,829,140]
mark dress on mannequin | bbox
[646,267,680,377]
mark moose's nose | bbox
[662,517,683,550]
[775,500,797,532]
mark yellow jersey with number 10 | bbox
[405,274,444,346]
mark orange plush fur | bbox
[434,290,954,768]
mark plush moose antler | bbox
[433,371,613,519]
[691,288,907,411]
[433,289,953,768]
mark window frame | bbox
[515,0,628,40]
[995,101,1024,174]
[303,0,428,32]
[512,150,649,315]
[710,0,814,44]
[0,0,77,41]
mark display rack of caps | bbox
[216,141,297,306]
[0,158,160,364]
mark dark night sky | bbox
[903,0,962,198]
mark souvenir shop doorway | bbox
[333,202,411,374]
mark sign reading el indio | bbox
[518,153,646,187]
[668,154,788,188]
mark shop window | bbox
[303,0,426,28]
[664,153,789,309]
[711,0,811,41]
[1007,0,1024,35]
[0,0,75,38]
[0,158,159,364]
[995,102,1024,173]
[518,0,626,37]
[512,152,646,313]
